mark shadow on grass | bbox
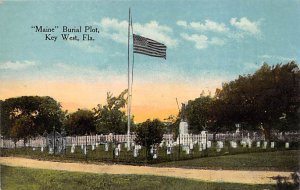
[271,172,300,190]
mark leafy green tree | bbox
[135,119,164,159]
[64,109,95,135]
[216,62,300,138]
[164,115,180,138]
[93,90,130,134]
[185,96,214,133]
[1,96,65,140]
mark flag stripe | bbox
[134,45,166,53]
[134,47,166,56]
[133,34,167,59]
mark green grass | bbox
[1,146,299,171]
[155,150,300,171]
[0,165,277,190]
[1,142,298,166]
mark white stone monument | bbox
[115,147,119,156]
[216,141,223,152]
[179,122,189,135]
[49,147,53,154]
[71,145,75,153]
[270,142,275,148]
[199,143,203,151]
[133,148,138,157]
[189,143,194,150]
[167,147,171,155]
[207,141,211,148]
[285,142,289,149]
[186,147,190,154]
[256,141,261,148]
[179,103,189,135]
[230,141,237,148]
[105,143,109,151]
[263,141,267,149]
[84,146,87,155]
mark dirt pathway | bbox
[0,157,292,184]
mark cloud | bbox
[178,17,262,50]
[177,20,229,33]
[0,60,36,70]
[94,17,177,48]
[230,17,260,34]
[259,54,296,62]
[180,33,224,49]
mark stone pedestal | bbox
[179,121,188,134]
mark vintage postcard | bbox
[0,0,299,189]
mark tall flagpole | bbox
[127,8,131,151]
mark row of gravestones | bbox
[33,141,291,159]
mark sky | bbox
[0,0,299,122]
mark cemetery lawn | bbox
[1,165,276,190]
[155,150,300,171]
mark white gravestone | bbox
[270,142,275,148]
[118,144,121,151]
[71,145,75,153]
[241,141,247,148]
[81,144,84,150]
[230,141,237,148]
[84,146,87,155]
[285,142,289,149]
[186,147,190,154]
[92,144,95,151]
[256,141,261,148]
[96,143,99,148]
[153,148,158,159]
[167,147,171,155]
[105,143,109,151]
[199,143,203,151]
[216,141,223,152]
[49,147,53,154]
[33,147,36,151]
[159,142,164,147]
[263,141,267,149]
[41,146,44,152]
[207,141,211,148]
[133,148,138,157]
[150,146,154,154]
[189,143,194,150]
[247,140,252,148]
[115,148,119,156]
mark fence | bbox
[1,132,299,149]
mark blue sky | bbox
[0,0,299,121]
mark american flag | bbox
[133,34,167,59]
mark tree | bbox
[135,119,164,159]
[216,62,300,138]
[185,96,214,133]
[93,90,130,134]
[164,115,180,138]
[64,109,96,135]
[1,96,65,139]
